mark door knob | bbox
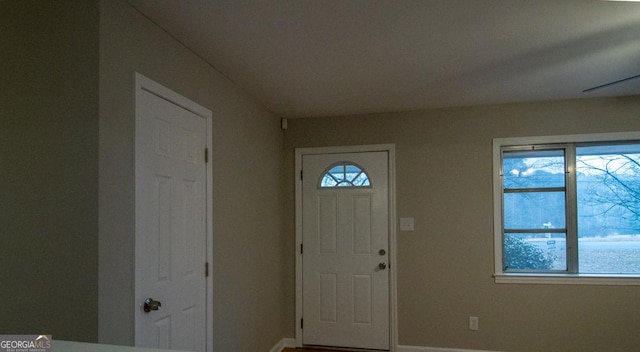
[378,262,387,270]
[143,298,162,313]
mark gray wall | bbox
[99,1,289,351]
[283,96,640,352]
[0,0,99,341]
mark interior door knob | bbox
[143,298,162,313]
[378,262,387,270]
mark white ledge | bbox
[493,273,640,285]
[53,341,191,352]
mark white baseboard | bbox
[269,340,499,352]
[269,337,296,352]
[398,345,500,352]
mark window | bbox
[319,162,371,188]
[493,132,640,284]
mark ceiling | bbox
[127,0,640,118]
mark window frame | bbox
[493,131,640,285]
[501,145,574,274]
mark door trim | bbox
[134,73,214,352]
[295,144,397,351]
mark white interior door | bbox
[301,151,390,350]
[135,75,210,352]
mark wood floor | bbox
[283,349,344,352]
[282,348,381,352]
[282,349,337,352]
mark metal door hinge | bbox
[205,148,209,163]
[205,262,209,277]
[300,243,303,254]
[300,318,303,329]
[300,170,303,180]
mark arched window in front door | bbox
[319,162,371,188]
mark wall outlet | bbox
[469,316,479,331]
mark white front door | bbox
[301,150,390,350]
[135,75,211,352]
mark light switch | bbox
[399,217,414,232]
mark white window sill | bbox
[494,273,640,285]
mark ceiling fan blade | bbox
[583,74,640,93]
